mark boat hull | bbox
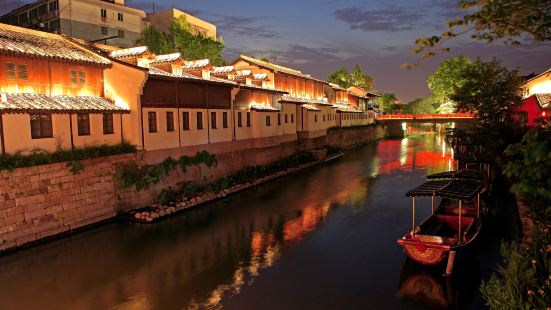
[397,239,450,265]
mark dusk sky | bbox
[2,0,550,102]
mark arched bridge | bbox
[376,113,478,137]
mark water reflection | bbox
[0,133,477,310]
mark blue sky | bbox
[2,0,550,102]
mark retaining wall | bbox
[0,124,384,252]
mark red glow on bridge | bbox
[376,113,476,120]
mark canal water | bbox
[0,134,518,310]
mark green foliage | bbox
[327,65,374,90]
[170,16,225,66]
[137,26,172,54]
[68,160,83,175]
[0,142,137,171]
[137,16,225,65]
[157,187,179,205]
[451,58,524,126]
[481,226,551,309]
[503,127,551,219]
[427,56,476,103]
[115,151,216,192]
[403,96,440,114]
[413,0,551,60]
[376,93,400,113]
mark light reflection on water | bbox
[0,133,476,310]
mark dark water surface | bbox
[0,134,517,310]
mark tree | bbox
[451,58,524,125]
[327,65,374,90]
[137,16,225,66]
[427,56,476,102]
[377,93,399,113]
[404,96,440,114]
[327,66,349,88]
[137,26,172,55]
[412,0,551,60]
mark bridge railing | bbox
[376,113,476,120]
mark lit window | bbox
[30,114,53,139]
[17,64,27,80]
[103,113,114,134]
[5,63,16,79]
[148,112,157,133]
[77,113,90,136]
[70,70,86,85]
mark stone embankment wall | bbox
[0,124,385,252]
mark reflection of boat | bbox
[397,180,483,275]
[396,259,454,309]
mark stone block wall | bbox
[326,124,386,149]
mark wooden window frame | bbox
[197,112,203,129]
[266,115,271,127]
[211,112,217,129]
[182,112,190,130]
[291,114,294,123]
[237,111,242,127]
[77,113,90,136]
[148,111,157,133]
[246,112,251,127]
[102,112,114,135]
[278,113,281,126]
[166,111,174,132]
[285,114,288,123]
[222,112,228,128]
[30,113,53,139]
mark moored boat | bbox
[397,180,483,275]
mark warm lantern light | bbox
[542,111,547,117]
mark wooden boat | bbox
[397,180,483,275]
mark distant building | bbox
[520,67,550,126]
[0,0,146,47]
[146,8,217,38]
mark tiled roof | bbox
[148,67,237,85]
[212,66,235,75]
[250,104,281,112]
[336,107,363,113]
[302,104,321,111]
[0,23,111,66]
[534,93,551,108]
[183,59,210,70]
[150,53,183,65]
[236,70,252,78]
[109,46,149,59]
[0,93,128,113]
[329,83,347,91]
[236,55,327,83]
[280,95,331,106]
[253,73,269,81]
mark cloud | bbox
[0,0,27,16]
[334,5,423,32]
[211,15,278,39]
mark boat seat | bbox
[423,222,444,235]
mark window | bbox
[101,26,108,35]
[237,112,242,127]
[148,112,157,133]
[285,114,288,123]
[102,113,114,134]
[182,112,190,130]
[166,111,174,132]
[197,112,203,129]
[117,12,123,21]
[100,8,107,19]
[30,114,52,139]
[323,115,325,122]
[70,70,86,85]
[222,112,228,128]
[211,112,217,129]
[77,113,90,136]
[315,115,317,123]
[291,114,294,123]
[266,115,271,127]
[118,29,124,38]
[49,1,59,11]
[5,63,27,80]
[278,113,281,126]
[246,112,251,127]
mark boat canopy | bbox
[438,180,483,201]
[405,180,450,197]
[405,180,483,200]
[426,170,484,181]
